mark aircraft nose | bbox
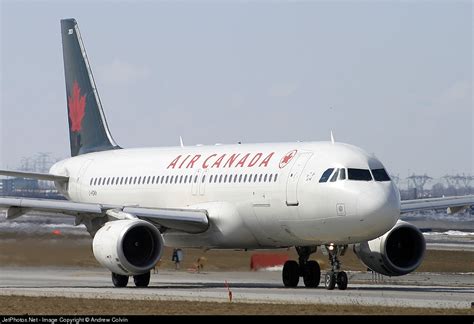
[357,182,400,235]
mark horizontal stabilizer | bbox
[0,170,69,183]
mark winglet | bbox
[179,136,184,148]
[330,130,335,144]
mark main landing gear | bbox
[111,271,151,288]
[282,246,321,288]
[282,245,348,290]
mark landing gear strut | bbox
[282,246,320,288]
[324,245,348,290]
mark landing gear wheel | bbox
[303,260,320,288]
[325,272,336,290]
[336,271,348,290]
[112,273,129,288]
[282,260,300,287]
[133,271,151,287]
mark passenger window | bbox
[264,174,268,182]
[234,174,238,183]
[223,175,227,183]
[219,175,223,183]
[319,168,334,183]
[339,169,346,180]
[202,175,206,183]
[269,174,273,182]
[151,176,155,184]
[165,176,169,184]
[348,168,372,181]
[372,168,391,181]
[194,175,198,183]
[238,174,242,183]
[243,174,247,183]
[330,169,339,182]
[254,174,258,182]
[107,178,111,185]
[210,175,213,183]
[259,174,263,182]
[175,176,178,184]
[274,174,278,182]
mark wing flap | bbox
[401,195,474,213]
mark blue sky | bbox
[1,0,472,178]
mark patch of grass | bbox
[0,296,472,315]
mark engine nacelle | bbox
[353,220,425,276]
[93,219,163,275]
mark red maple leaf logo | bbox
[279,150,297,169]
[68,81,86,132]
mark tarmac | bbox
[0,267,473,309]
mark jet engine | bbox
[353,220,425,276]
[92,219,163,275]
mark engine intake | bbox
[353,220,425,276]
[93,219,163,275]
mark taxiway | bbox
[0,267,472,309]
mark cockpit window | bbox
[372,168,391,181]
[339,168,346,180]
[319,168,334,183]
[330,169,339,182]
[348,168,372,181]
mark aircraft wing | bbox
[0,170,69,183]
[400,195,474,214]
[0,197,209,234]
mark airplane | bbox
[1,18,473,290]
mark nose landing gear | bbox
[282,246,320,288]
[324,245,348,290]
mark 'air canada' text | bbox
[167,152,275,169]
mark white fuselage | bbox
[50,141,400,249]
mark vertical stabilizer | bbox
[61,18,120,157]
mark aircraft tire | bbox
[112,273,129,288]
[303,260,320,288]
[336,271,348,290]
[282,260,300,287]
[133,271,151,287]
[325,271,336,290]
